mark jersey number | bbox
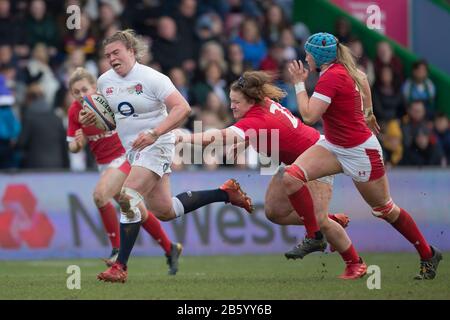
[269,103,298,128]
[118,102,135,116]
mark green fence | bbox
[293,0,450,117]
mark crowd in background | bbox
[0,0,449,171]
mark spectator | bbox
[151,16,184,73]
[97,1,122,40]
[224,0,262,38]
[401,125,444,167]
[401,100,428,150]
[259,42,285,74]
[196,12,226,46]
[348,37,375,85]
[169,67,192,104]
[0,0,27,47]
[372,65,405,124]
[197,40,227,80]
[172,0,199,73]
[0,73,20,169]
[204,91,233,127]
[233,18,267,69]
[63,12,96,59]
[374,41,403,88]
[191,60,228,107]
[26,0,60,56]
[17,81,69,169]
[25,43,61,107]
[335,17,352,44]
[380,120,403,168]
[402,59,436,120]
[433,112,450,166]
[262,3,289,45]
[225,42,252,85]
[279,27,299,61]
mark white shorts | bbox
[97,154,130,175]
[316,134,385,182]
[126,142,174,177]
[314,136,335,185]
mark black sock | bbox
[175,189,229,214]
[315,231,324,240]
[117,222,141,267]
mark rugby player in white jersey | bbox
[79,30,253,283]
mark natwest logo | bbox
[0,184,54,249]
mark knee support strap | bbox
[285,164,309,183]
[120,187,145,223]
[372,199,395,219]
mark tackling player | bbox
[176,71,365,279]
[67,67,182,275]
[287,32,441,280]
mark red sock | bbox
[391,208,432,260]
[339,244,360,264]
[98,202,120,248]
[142,211,172,255]
[287,186,320,238]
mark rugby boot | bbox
[285,236,327,260]
[414,245,443,280]
[166,242,183,275]
[220,179,254,214]
[97,262,128,283]
[339,258,368,280]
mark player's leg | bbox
[353,174,442,280]
[282,145,343,246]
[93,166,127,262]
[98,166,156,282]
[311,180,366,279]
[265,167,350,226]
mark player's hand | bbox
[173,129,191,145]
[288,60,309,84]
[79,108,96,127]
[132,130,158,151]
[74,129,86,149]
[365,114,381,135]
[226,142,247,163]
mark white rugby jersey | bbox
[97,62,177,151]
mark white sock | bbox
[172,197,185,218]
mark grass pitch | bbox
[0,253,448,300]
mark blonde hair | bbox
[103,29,148,63]
[336,43,365,96]
[68,67,96,90]
[230,71,286,104]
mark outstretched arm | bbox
[176,127,245,146]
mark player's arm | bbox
[288,60,328,125]
[176,128,245,146]
[359,70,380,135]
[68,129,86,153]
[132,90,191,150]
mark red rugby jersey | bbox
[66,100,125,164]
[312,63,372,147]
[230,99,320,165]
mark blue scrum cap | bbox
[304,32,338,68]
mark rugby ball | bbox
[82,93,116,131]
